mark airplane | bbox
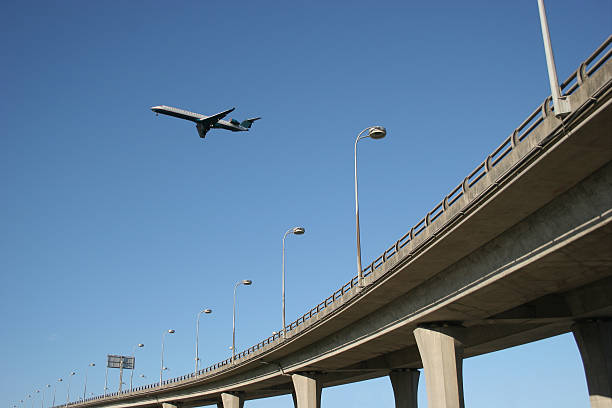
[150,105,260,139]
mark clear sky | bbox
[1,1,610,407]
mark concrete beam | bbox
[414,326,465,408]
[573,319,612,408]
[291,373,322,408]
[218,393,244,408]
[389,369,420,408]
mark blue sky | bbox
[1,1,610,407]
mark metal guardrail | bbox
[69,35,612,405]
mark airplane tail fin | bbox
[240,117,261,129]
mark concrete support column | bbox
[162,403,178,408]
[291,373,322,408]
[572,319,612,408]
[218,393,244,408]
[389,369,420,408]
[414,326,465,408]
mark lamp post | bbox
[35,391,40,408]
[42,385,50,408]
[282,227,305,337]
[232,279,252,364]
[354,126,386,288]
[82,363,95,400]
[195,309,212,373]
[52,379,62,407]
[537,0,571,117]
[129,343,144,392]
[160,330,175,385]
[65,372,75,407]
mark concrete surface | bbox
[414,326,465,408]
[389,369,419,408]
[291,374,321,408]
[573,320,612,408]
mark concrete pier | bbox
[414,326,465,408]
[291,373,322,408]
[389,369,420,408]
[573,320,612,408]
[217,393,244,408]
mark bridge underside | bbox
[178,156,612,408]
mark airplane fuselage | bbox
[151,105,260,139]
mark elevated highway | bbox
[68,37,612,408]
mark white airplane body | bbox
[151,105,260,139]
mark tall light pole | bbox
[282,227,305,337]
[35,391,40,408]
[232,279,252,364]
[354,126,387,288]
[82,363,95,400]
[537,0,571,117]
[52,379,62,407]
[65,371,75,407]
[195,309,212,373]
[42,385,50,408]
[129,343,144,392]
[160,329,175,385]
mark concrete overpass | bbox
[66,37,612,408]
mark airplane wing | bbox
[195,107,236,138]
[195,107,235,127]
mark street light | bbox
[129,343,144,391]
[195,309,212,373]
[282,227,305,337]
[65,372,75,407]
[232,279,252,364]
[42,385,50,408]
[160,330,175,384]
[52,379,62,407]
[354,126,386,288]
[35,391,40,408]
[82,363,95,400]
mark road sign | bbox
[107,355,135,370]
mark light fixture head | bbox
[89,363,95,367]
[138,343,144,347]
[70,371,76,376]
[368,126,386,139]
[292,227,305,235]
[203,309,212,314]
[168,329,175,334]
[242,280,252,285]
